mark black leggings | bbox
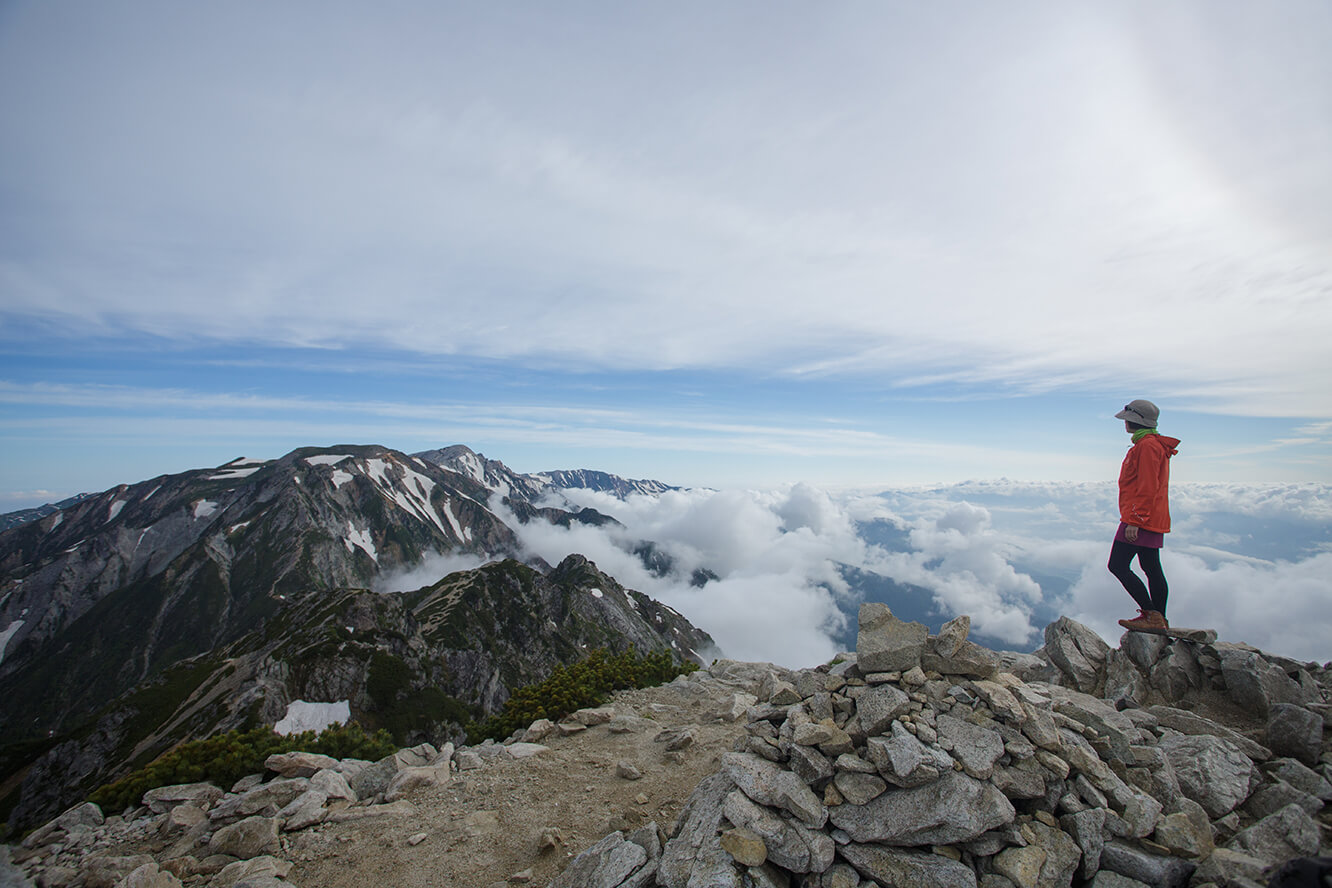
[1108,540,1168,617]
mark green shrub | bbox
[89,722,395,814]
[468,646,698,744]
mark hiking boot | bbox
[1118,609,1169,631]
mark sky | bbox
[2,1,1332,509]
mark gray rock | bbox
[1043,684,1139,759]
[722,790,833,874]
[142,782,226,815]
[722,752,827,828]
[865,720,955,787]
[1098,840,1196,888]
[934,615,972,658]
[1087,873,1151,888]
[548,829,656,888]
[1043,617,1110,693]
[855,684,911,736]
[1147,705,1271,761]
[787,744,834,784]
[1148,643,1203,702]
[657,773,741,888]
[119,864,184,888]
[1026,820,1081,888]
[832,771,887,806]
[1226,803,1322,865]
[310,768,356,802]
[1191,847,1270,888]
[839,844,977,888]
[856,603,928,674]
[827,770,1015,845]
[235,778,310,816]
[264,751,339,778]
[1121,631,1170,671]
[213,856,293,888]
[348,755,399,799]
[1061,807,1106,880]
[209,816,281,860]
[1158,733,1259,818]
[993,845,1045,888]
[1267,703,1324,766]
[921,640,999,679]
[1266,757,1332,800]
[935,714,1005,779]
[1242,778,1323,819]
[991,757,1046,800]
[1218,647,1314,716]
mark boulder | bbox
[657,773,741,888]
[209,816,281,860]
[1146,706,1271,761]
[865,720,955,787]
[264,751,339,778]
[827,770,1015,845]
[548,828,658,888]
[142,783,225,815]
[839,844,978,888]
[1218,647,1313,716]
[1267,703,1324,766]
[935,714,1005,779]
[722,790,833,874]
[855,684,911,736]
[1226,803,1322,866]
[118,863,185,888]
[1043,617,1110,693]
[921,639,999,679]
[722,752,827,829]
[1098,841,1195,888]
[856,603,928,674]
[1158,733,1259,818]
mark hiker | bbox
[1109,399,1181,631]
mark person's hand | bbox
[1125,525,1139,542]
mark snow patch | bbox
[331,469,354,488]
[366,457,449,536]
[305,454,352,467]
[227,521,251,534]
[345,521,378,562]
[48,512,63,529]
[590,588,604,599]
[274,700,350,736]
[107,500,126,522]
[208,467,261,480]
[0,620,23,666]
[193,500,218,519]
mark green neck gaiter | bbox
[1132,428,1159,444]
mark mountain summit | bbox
[414,445,680,502]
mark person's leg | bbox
[1135,547,1168,619]
[1108,540,1153,613]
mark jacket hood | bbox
[1139,434,1181,456]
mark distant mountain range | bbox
[0,445,708,832]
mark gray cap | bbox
[1115,399,1159,427]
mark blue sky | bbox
[2,1,1331,509]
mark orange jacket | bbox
[1118,433,1180,533]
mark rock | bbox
[1043,617,1110,693]
[839,844,978,888]
[277,788,328,831]
[548,829,657,888]
[722,790,832,874]
[1087,874,1151,888]
[1025,820,1081,888]
[991,757,1046,800]
[1267,703,1323,766]
[1266,757,1332,800]
[828,770,1015,845]
[1153,811,1213,859]
[118,863,184,888]
[935,616,971,658]
[656,727,696,752]
[82,854,158,888]
[212,856,292,888]
[159,802,207,836]
[1042,684,1138,759]
[865,720,955,787]
[384,764,450,802]
[1121,631,1169,671]
[522,718,557,742]
[921,640,999,679]
[1098,841,1196,888]
[264,751,339,778]
[572,706,615,726]
[717,693,759,722]
[787,744,834,784]
[719,828,767,867]
[235,778,310,816]
[1218,647,1313,716]
[209,816,281,860]
[142,783,225,815]
[616,760,643,780]
[1158,733,1259,818]
[1061,807,1106,880]
[1226,803,1321,865]
[854,684,911,736]
[722,752,827,828]
[1146,706,1271,761]
[1242,778,1324,818]
[856,603,928,674]
[935,714,1005,779]
[310,768,356,802]
[993,845,1046,888]
[455,749,484,771]
[1191,847,1270,888]
[393,743,440,768]
[832,771,887,806]
[504,743,550,759]
[657,773,741,888]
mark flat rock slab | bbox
[1124,627,1217,643]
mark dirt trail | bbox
[283,680,748,888]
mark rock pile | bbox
[556,606,1331,888]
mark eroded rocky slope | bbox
[5,607,1329,888]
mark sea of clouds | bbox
[382,481,1332,670]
